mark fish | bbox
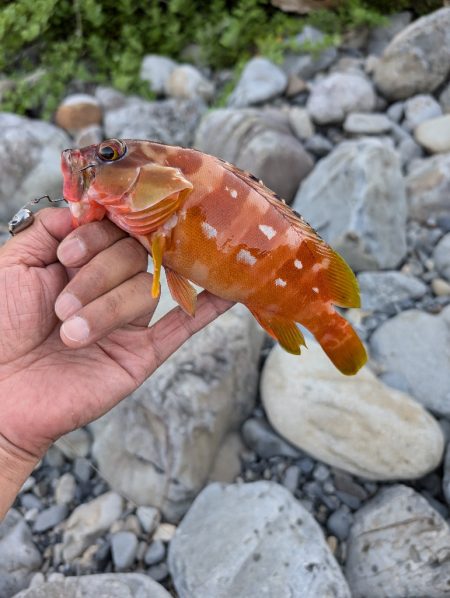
[61,138,367,375]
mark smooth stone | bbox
[370,306,450,417]
[374,8,450,100]
[136,506,160,535]
[91,306,264,522]
[283,26,337,80]
[434,233,450,281]
[343,112,392,135]
[144,540,166,566]
[432,277,450,296]
[307,73,376,125]
[367,11,412,56]
[0,509,42,598]
[228,57,287,107]
[406,153,450,222]
[440,81,450,114]
[346,485,450,597]
[140,54,177,95]
[33,505,68,533]
[56,428,91,459]
[293,137,407,271]
[304,134,333,157]
[73,457,91,482]
[386,100,404,123]
[55,93,102,133]
[327,506,353,541]
[12,573,171,598]
[288,106,315,140]
[357,271,427,312]
[165,65,215,102]
[153,523,177,543]
[208,431,244,483]
[261,342,444,480]
[74,124,103,149]
[242,418,301,459]
[62,491,123,561]
[415,114,450,153]
[111,531,138,571]
[442,443,450,505]
[398,135,423,166]
[148,563,169,582]
[403,94,442,130]
[55,473,76,506]
[94,86,127,111]
[168,481,351,597]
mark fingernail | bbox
[61,316,90,342]
[55,293,82,320]
[58,237,85,264]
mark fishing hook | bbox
[8,195,67,236]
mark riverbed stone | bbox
[406,153,450,222]
[140,54,177,95]
[55,94,102,133]
[403,94,442,130]
[357,271,427,312]
[434,233,450,281]
[168,481,351,597]
[415,114,450,154]
[228,57,287,107]
[165,65,215,102]
[261,342,443,480]
[343,112,391,135]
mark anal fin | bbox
[150,234,166,298]
[166,269,197,316]
[250,308,306,355]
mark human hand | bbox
[0,208,232,518]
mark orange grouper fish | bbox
[61,138,367,375]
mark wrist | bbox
[0,434,39,520]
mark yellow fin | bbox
[151,235,166,298]
[166,269,197,316]
[250,309,306,355]
[131,164,193,210]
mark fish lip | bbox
[61,148,90,203]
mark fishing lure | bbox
[61,138,367,375]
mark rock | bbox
[148,563,169,582]
[228,58,287,107]
[374,8,450,100]
[195,108,313,202]
[73,457,91,482]
[440,82,450,114]
[307,73,376,125]
[304,133,333,157]
[432,277,450,296]
[367,11,412,56]
[144,540,166,566]
[346,485,450,597]
[370,306,450,417]
[168,481,351,597]
[74,125,103,149]
[0,509,42,598]
[407,153,450,222]
[94,86,127,111]
[111,531,138,571]
[261,342,444,480]
[165,65,215,102]
[434,233,450,281]
[62,491,124,561]
[136,506,160,535]
[343,112,392,135]
[327,506,353,541]
[91,306,263,522]
[271,0,339,13]
[104,96,206,147]
[208,432,244,483]
[56,428,91,459]
[283,26,337,81]
[293,137,407,270]
[358,271,427,312]
[55,94,102,133]
[386,100,404,123]
[398,135,423,166]
[443,443,450,505]
[33,505,68,533]
[55,473,76,505]
[242,418,301,459]
[140,55,177,95]
[153,523,177,543]
[12,573,171,598]
[0,113,70,222]
[288,106,315,140]
[403,94,442,130]
[415,114,450,153]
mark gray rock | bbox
[94,86,127,111]
[148,563,169,582]
[104,96,206,147]
[228,58,287,107]
[367,11,412,56]
[111,531,138,571]
[0,509,42,598]
[386,100,404,123]
[415,114,450,154]
[12,573,171,598]
[434,233,450,281]
[55,428,91,459]
[136,506,160,535]
[370,306,450,416]
[374,8,450,100]
[62,491,124,561]
[443,443,450,505]
[0,113,70,222]
[195,108,313,202]
[55,473,76,505]
[288,106,315,140]
[144,540,166,566]
[304,133,333,157]
[168,481,351,597]
[440,81,450,114]
[33,505,68,533]
[283,27,337,80]
[242,418,301,459]
[327,506,353,541]
[346,485,450,597]
[73,457,91,482]
[358,271,427,312]
[91,306,264,522]
[343,112,392,135]
[140,54,177,95]
[406,153,450,222]
[398,135,423,166]
[282,465,301,493]
[403,94,442,130]
[165,65,215,102]
[208,432,244,484]
[74,124,103,149]
[293,137,407,271]
[307,73,376,125]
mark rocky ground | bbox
[1,6,450,598]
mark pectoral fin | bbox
[166,269,197,316]
[249,308,306,355]
[151,235,166,298]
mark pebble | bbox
[153,523,177,543]
[343,112,391,135]
[228,57,287,107]
[386,100,404,122]
[73,457,92,482]
[415,114,450,153]
[20,494,43,512]
[148,562,169,583]
[165,64,215,102]
[288,106,315,140]
[111,531,138,571]
[327,506,353,541]
[136,506,160,536]
[140,54,177,95]
[56,428,92,459]
[144,540,166,566]
[44,446,65,468]
[434,233,450,281]
[304,133,333,156]
[357,271,427,312]
[432,278,450,296]
[54,93,102,133]
[403,93,442,130]
[242,418,301,459]
[55,473,76,506]
[282,465,301,493]
[33,505,68,533]
[406,153,450,222]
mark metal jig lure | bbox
[8,195,67,236]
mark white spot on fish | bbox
[201,221,217,239]
[275,278,287,287]
[237,249,257,266]
[294,259,303,270]
[312,287,319,294]
[230,189,238,199]
[259,224,276,240]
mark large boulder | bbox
[91,306,264,522]
[374,8,450,100]
[293,137,407,271]
[168,481,351,597]
[406,153,450,222]
[195,108,313,202]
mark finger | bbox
[60,272,158,347]
[57,219,129,268]
[55,237,149,320]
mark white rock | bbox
[406,153,450,222]
[136,506,160,535]
[140,54,177,95]
[55,473,76,506]
[165,64,215,102]
[403,94,442,130]
[415,114,450,153]
[168,481,351,597]
[343,112,392,135]
[432,277,450,296]
[346,485,450,597]
[228,57,288,107]
[56,428,91,459]
[434,233,450,281]
[208,432,244,483]
[307,73,376,125]
[261,342,444,480]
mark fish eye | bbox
[97,139,126,162]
